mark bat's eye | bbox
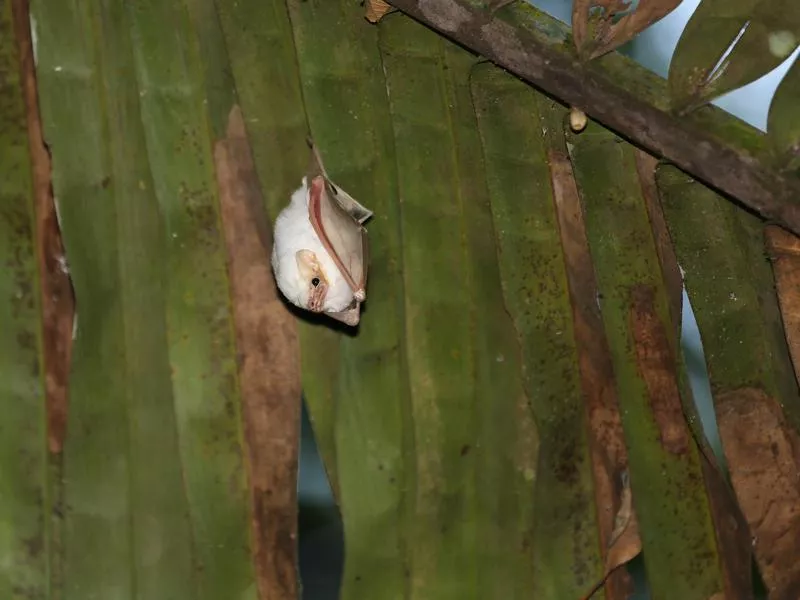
[329,183,338,196]
[311,277,320,287]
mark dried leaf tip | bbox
[579,471,642,600]
[572,0,682,59]
[365,0,395,23]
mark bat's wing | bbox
[308,175,369,300]
[306,138,373,224]
[326,180,373,225]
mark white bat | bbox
[271,140,372,326]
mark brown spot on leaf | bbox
[11,0,74,455]
[549,148,632,599]
[628,284,689,455]
[716,387,800,600]
[214,105,301,600]
[639,152,752,598]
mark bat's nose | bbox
[307,277,328,312]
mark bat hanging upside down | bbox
[271,140,372,327]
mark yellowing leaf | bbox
[572,0,682,59]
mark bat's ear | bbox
[295,249,320,281]
[305,142,372,222]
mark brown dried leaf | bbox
[640,154,754,599]
[717,387,800,599]
[572,0,682,60]
[628,280,754,593]
[214,105,302,600]
[365,0,395,23]
[630,285,690,455]
[579,473,642,600]
[765,225,800,383]
[697,451,754,599]
[605,476,642,570]
[550,147,632,599]
[11,0,74,454]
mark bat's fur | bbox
[271,177,355,313]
